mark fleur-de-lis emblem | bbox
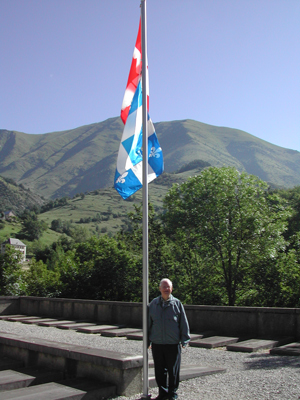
[149,147,162,158]
[116,171,128,184]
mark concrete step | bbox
[0,315,26,321]
[56,322,97,331]
[6,316,41,322]
[76,324,125,334]
[0,382,86,399]
[38,320,75,327]
[190,331,216,340]
[189,336,239,349]
[270,342,300,356]
[227,337,295,353]
[57,378,117,400]
[126,331,144,340]
[101,327,142,337]
[148,364,226,387]
[22,318,58,325]
[14,367,64,386]
[0,370,35,391]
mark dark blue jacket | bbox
[148,295,190,345]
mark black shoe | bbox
[153,395,168,400]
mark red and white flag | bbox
[120,19,149,125]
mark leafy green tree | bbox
[23,259,61,297]
[72,235,138,301]
[19,210,48,240]
[0,246,25,295]
[117,203,175,300]
[163,167,290,305]
[275,186,300,243]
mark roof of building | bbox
[2,238,26,247]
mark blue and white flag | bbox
[114,20,163,200]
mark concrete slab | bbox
[0,369,35,390]
[14,366,64,386]
[270,342,300,356]
[56,322,97,330]
[101,327,142,337]
[22,318,57,325]
[57,378,117,399]
[76,324,123,333]
[189,331,215,341]
[227,337,294,352]
[0,315,26,320]
[7,316,41,322]
[148,364,226,387]
[189,336,239,349]
[0,382,86,400]
[38,320,75,327]
[126,331,144,340]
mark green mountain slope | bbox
[0,118,299,199]
[0,176,45,215]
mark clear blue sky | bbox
[1,0,299,151]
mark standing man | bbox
[148,278,190,400]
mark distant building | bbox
[3,211,16,221]
[1,238,26,262]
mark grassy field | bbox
[38,183,171,238]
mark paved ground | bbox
[0,320,300,400]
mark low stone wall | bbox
[1,296,300,339]
[0,297,19,316]
[0,330,142,396]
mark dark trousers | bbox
[152,343,181,398]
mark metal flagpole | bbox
[141,0,151,398]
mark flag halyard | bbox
[115,19,163,200]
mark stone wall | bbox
[1,296,300,339]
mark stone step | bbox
[227,337,295,353]
[101,327,142,337]
[190,331,216,340]
[56,322,97,330]
[56,378,117,400]
[0,382,86,399]
[270,342,300,356]
[38,320,75,327]
[22,318,58,325]
[0,315,26,321]
[15,367,64,386]
[189,336,239,349]
[126,331,144,340]
[0,370,35,391]
[6,316,41,322]
[148,364,226,387]
[77,324,125,334]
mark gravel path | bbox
[0,320,300,400]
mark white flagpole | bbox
[141,0,150,398]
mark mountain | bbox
[0,118,299,199]
[0,176,45,215]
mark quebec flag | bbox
[114,20,163,200]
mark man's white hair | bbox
[159,278,173,288]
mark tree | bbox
[117,203,175,300]
[163,167,290,305]
[24,259,61,297]
[0,246,25,295]
[72,235,138,301]
[19,210,48,241]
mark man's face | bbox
[159,280,173,300]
